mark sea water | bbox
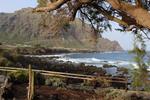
[26,51,150,69]
[56,51,150,69]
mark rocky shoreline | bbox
[0,45,127,80]
[0,44,111,54]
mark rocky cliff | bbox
[0,8,123,51]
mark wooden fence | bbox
[0,66,127,83]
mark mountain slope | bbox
[0,8,123,51]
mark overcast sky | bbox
[0,0,150,50]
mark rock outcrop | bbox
[0,8,123,51]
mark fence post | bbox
[27,65,34,100]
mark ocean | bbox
[56,51,150,69]
[26,51,150,69]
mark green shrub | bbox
[96,77,110,87]
[8,70,28,84]
[0,58,8,66]
[81,80,92,86]
[45,77,66,87]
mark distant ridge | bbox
[0,8,123,51]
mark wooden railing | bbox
[0,66,127,83]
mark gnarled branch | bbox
[35,0,150,30]
[107,0,150,29]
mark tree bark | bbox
[107,0,150,29]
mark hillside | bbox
[0,8,122,51]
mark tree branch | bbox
[136,0,143,7]
[34,0,150,30]
[79,9,97,32]
[107,0,150,29]
[140,29,150,40]
[79,0,92,3]
[91,4,129,26]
